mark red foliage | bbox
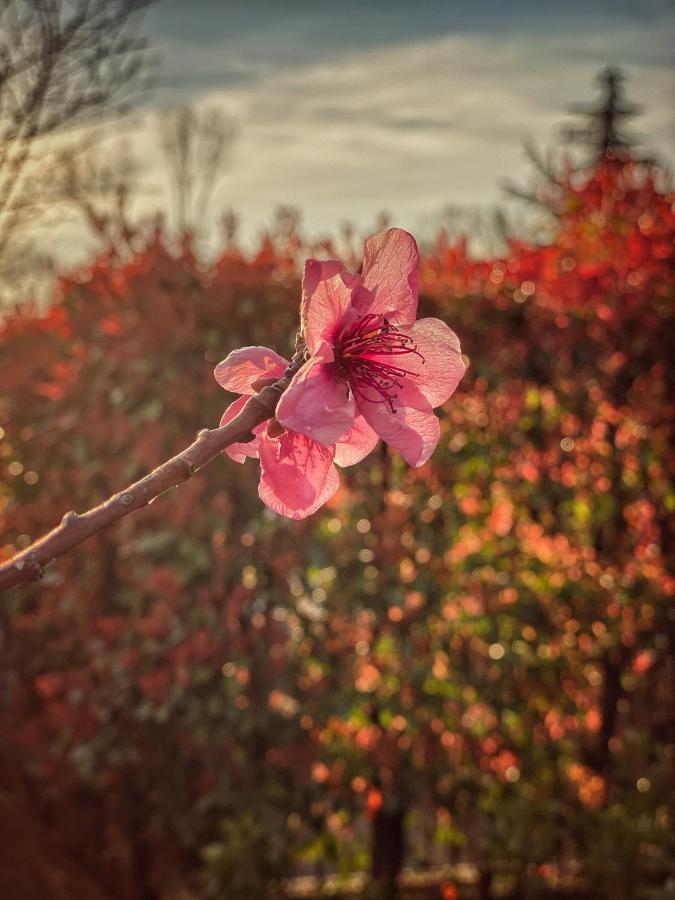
[0,158,672,897]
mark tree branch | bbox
[0,358,301,594]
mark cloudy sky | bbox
[133,0,674,243]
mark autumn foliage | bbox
[0,158,673,899]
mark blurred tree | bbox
[0,0,156,298]
[503,67,653,213]
[562,67,645,164]
[158,104,238,233]
[49,131,163,256]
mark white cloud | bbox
[188,28,673,237]
[55,23,675,262]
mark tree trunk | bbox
[478,868,493,900]
[0,748,110,900]
[371,800,405,899]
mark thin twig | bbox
[0,357,301,594]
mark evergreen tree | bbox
[504,67,650,210]
[562,67,645,163]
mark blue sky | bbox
[131,0,674,243]
[146,0,674,69]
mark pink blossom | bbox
[214,346,377,519]
[276,228,466,467]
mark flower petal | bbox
[219,396,266,463]
[302,266,358,355]
[258,432,339,519]
[408,318,465,407]
[214,346,288,395]
[359,228,419,328]
[334,415,379,467]
[357,381,439,468]
[302,258,344,306]
[276,343,355,444]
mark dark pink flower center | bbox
[335,313,423,411]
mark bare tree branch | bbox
[0,0,155,286]
[158,104,237,231]
[48,132,154,249]
[0,353,303,594]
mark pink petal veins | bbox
[408,317,466,408]
[302,269,359,355]
[258,431,339,519]
[219,396,266,463]
[214,346,288,395]
[359,228,419,328]
[357,380,440,468]
[276,342,355,444]
[364,317,466,409]
[334,415,379,467]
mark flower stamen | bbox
[336,314,424,411]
